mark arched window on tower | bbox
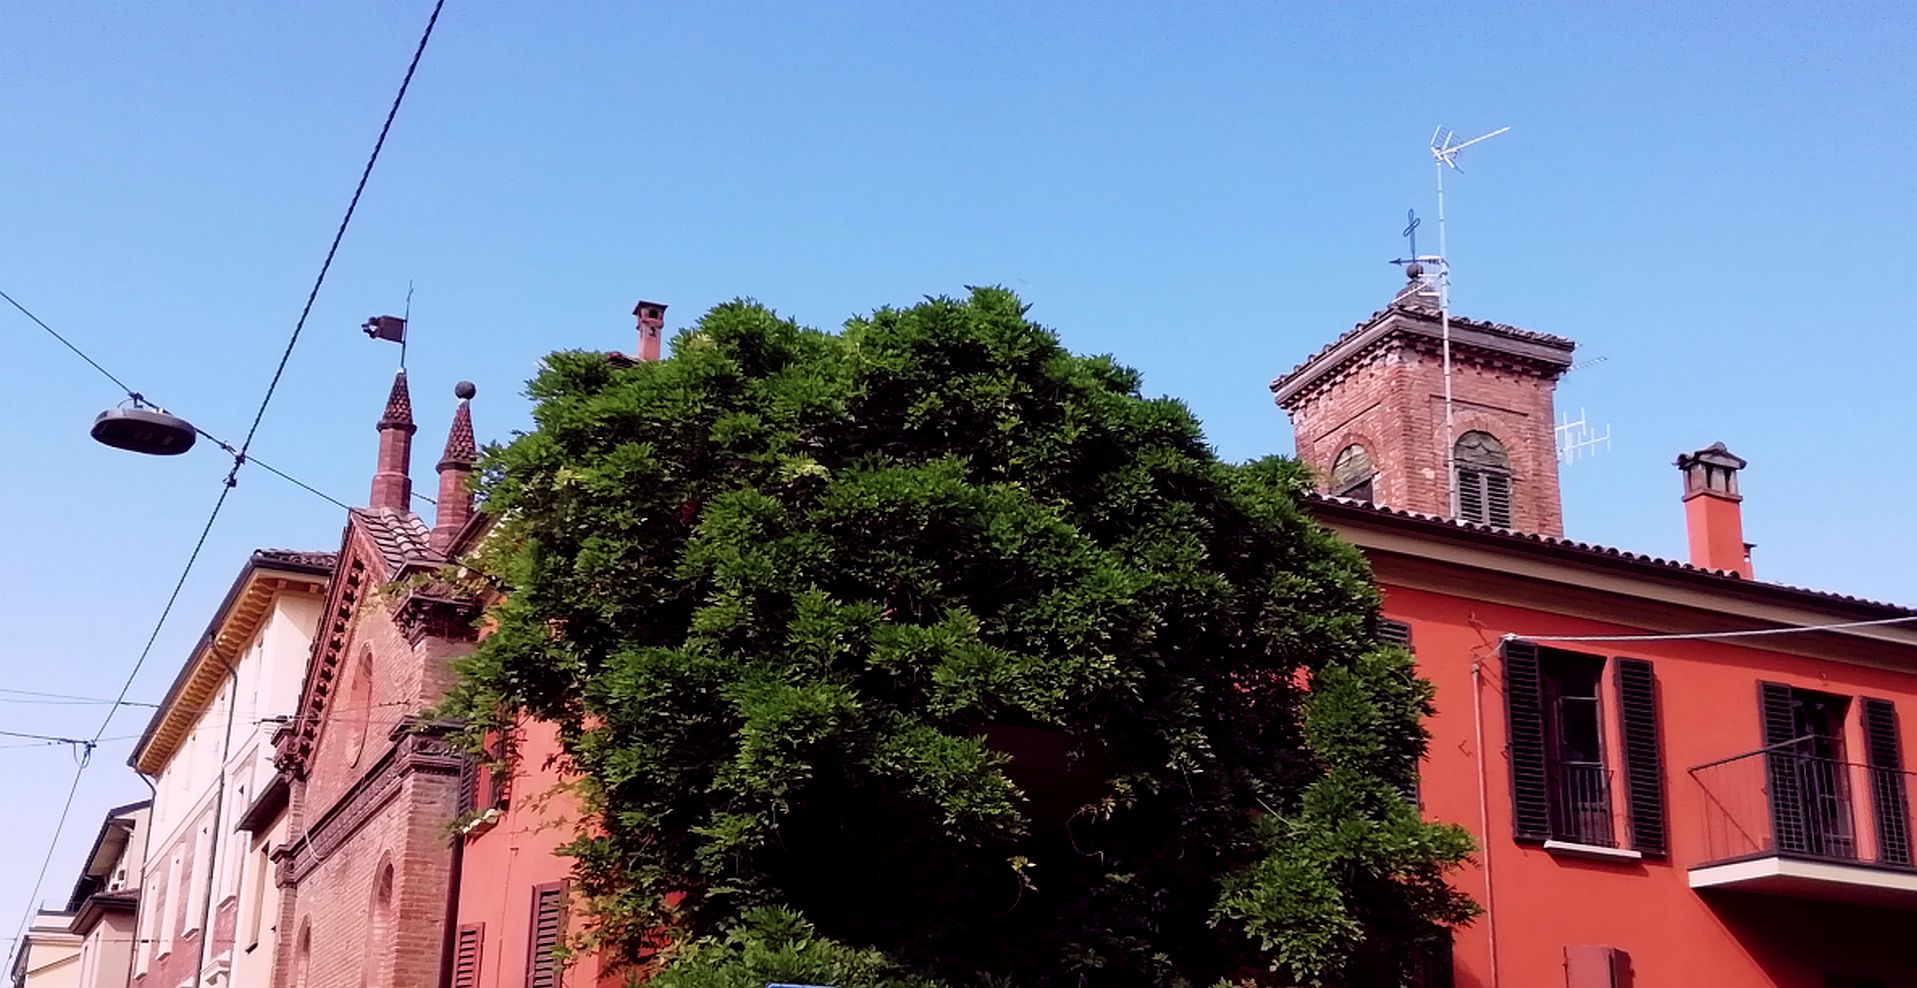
[1329,444,1376,503]
[1453,431,1513,528]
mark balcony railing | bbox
[1551,762,1614,847]
[1689,746,1914,868]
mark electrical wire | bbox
[1503,613,1917,645]
[0,687,159,708]
[5,4,449,963]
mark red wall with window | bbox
[1389,583,1917,988]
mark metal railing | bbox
[1690,746,1915,867]
[1551,762,1614,846]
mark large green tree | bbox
[446,288,1475,987]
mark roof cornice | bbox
[1271,303,1575,409]
[129,553,333,775]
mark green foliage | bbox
[445,288,1476,987]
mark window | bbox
[245,845,271,950]
[1542,651,1612,846]
[526,883,566,988]
[1453,431,1512,528]
[452,924,486,988]
[186,822,211,933]
[344,646,375,768]
[1760,683,1862,859]
[1330,444,1376,503]
[364,859,395,987]
[294,921,312,988]
[1502,642,1666,852]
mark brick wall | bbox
[1287,339,1566,536]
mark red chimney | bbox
[370,370,416,511]
[1676,442,1752,578]
[634,301,668,362]
[431,381,478,555]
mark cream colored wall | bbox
[74,912,134,988]
[135,590,321,985]
[17,914,81,988]
[227,814,290,988]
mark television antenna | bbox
[1392,125,1510,515]
[1555,409,1613,466]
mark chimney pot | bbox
[1676,442,1752,578]
[633,300,668,362]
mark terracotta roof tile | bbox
[1271,300,1576,395]
[351,507,439,572]
[1306,492,1917,616]
[254,549,338,571]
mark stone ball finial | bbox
[454,381,477,400]
[1404,261,1424,279]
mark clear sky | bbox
[3,0,1913,945]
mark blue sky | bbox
[3,0,1913,942]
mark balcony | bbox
[1688,746,1917,907]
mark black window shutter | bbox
[1502,640,1552,842]
[1614,658,1667,856]
[1379,620,1413,647]
[526,884,565,988]
[451,923,483,988]
[458,757,479,816]
[1759,681,1809,854]
[1862,697,1912,866]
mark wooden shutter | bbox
[1484,473,1513,528]
[451,923,484,988]
[458,757,480,815]
[1759,681,1809,854]
[1862,698,1911,866]
[1457,469,1486,524]
[526,883,566,988]
[1614,659,1667,856]
[1502,641,1552,842]
[1378,620,1412,647]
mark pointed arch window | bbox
[1454,431,1513,528]
[1330,444,1376,503]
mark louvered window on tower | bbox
[527,883,566,988]
[1331,443,1376,503]
[1453,431,1513,528]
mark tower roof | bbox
[1270,300,1575,410]
[378,369,416,431]
[438,397,476,470]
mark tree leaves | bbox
[444,288,1475,987]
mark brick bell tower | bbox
[1270,272,1576,536]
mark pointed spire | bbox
[379,369,416,432]
[431,381,479,555]
[370,370,416,511]
[437,381,477,471]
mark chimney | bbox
[370,370,416,511]
[634,300,668,362]
[431,381,478,555]
[1676,442,1752,578]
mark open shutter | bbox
[451,923,484,988]
[1502,641,1552,842]
[1862,698,1911,866]
[526,883,566,988]
[1759,682,1809,854]
[1614,659,1667,856]
[458,757,480,816]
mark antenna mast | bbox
[1428,125,1508,515]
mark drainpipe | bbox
[1471,657,1501,988]
[129,773,157,988]
[192,652,242,988]
[437,799,466,988]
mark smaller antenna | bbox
[1555,408,1613,466]
[1432,126,1512,172]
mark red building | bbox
[1276,277,1917,987]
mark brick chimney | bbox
[370,370,415,511]
[634,300,668,362]
[431,381,478,555]
[1676,442,1752,578]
